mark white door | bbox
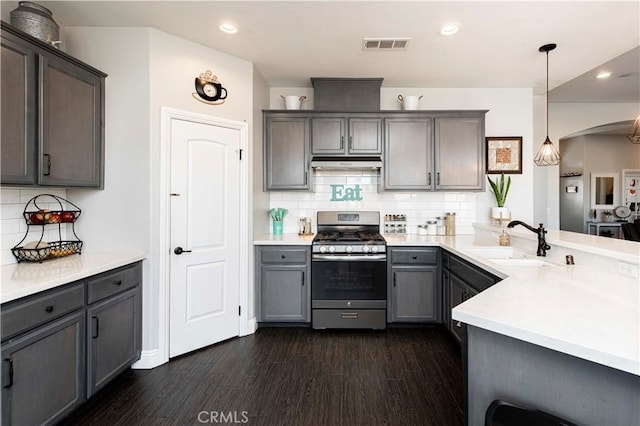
[169,118,241,358]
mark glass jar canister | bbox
[445,212,456,236]
[426,220,437,236]
[435,217,446,235]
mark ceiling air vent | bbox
[363,38,411,50]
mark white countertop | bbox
[253,232,640,375]
[1,252,147,304]
[254,234,315,245]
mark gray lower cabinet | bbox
[1,286,86,426]
[263,113,311,191]
[257,246,311,322]
[443,250,498,343]
[388,247,441,323]
[86,263,142,396]
[0,261,142,425]
[310,115,382,156]
[1,22,106,188]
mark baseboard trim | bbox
[131,349,168,369]
[240,317,258,336]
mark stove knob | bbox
[345,246,353,253]
[328,246,336,253]
[319,246,327,253]
[371,246,379,253]
[362,245,370,253]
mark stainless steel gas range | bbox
[311,211,387,329]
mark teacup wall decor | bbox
[193,70,228,105]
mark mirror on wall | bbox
[591,173,619,209]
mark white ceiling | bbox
[2,1,639,102]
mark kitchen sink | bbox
[463,246,515,259]
[489,258,553,267]
[463,246,556,267]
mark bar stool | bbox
[485,400,578,426]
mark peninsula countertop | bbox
[255,230,639,376]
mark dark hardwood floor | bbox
[63,327,463,426]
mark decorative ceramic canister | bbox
[10,2,60,45]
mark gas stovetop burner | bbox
[312,211,386,255]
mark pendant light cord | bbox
[546,49,549,138]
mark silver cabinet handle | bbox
[456,321,462,328]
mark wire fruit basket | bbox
[12,194,83,263]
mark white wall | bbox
[267,87,535,228]
[544,102,640,228]
[60,26,255,368]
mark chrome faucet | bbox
[507,221,551,257]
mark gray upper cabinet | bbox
[310,115,382,156]
[383,111,487,191]
[434,114,485,190]
[264,113,311,191]
[0,31,36,185]
[0,22,106,188]
[383,117,434,190]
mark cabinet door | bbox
[87,287,141,396]
[39,53,104,187]
[348,117,382,154]
[260,265,308,322]
[1,32,36,185]
[384,117,433,190]
[264,115,310,190]
[1,311,85,426]
[442,268,451,327]
[434,116,485,190]
[390,266,439,322]
[310,116,345,155]
[449,274,470,342]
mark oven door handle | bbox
[312,254,387,261]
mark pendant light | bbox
[534,43,561,166]
[627,114,640,144]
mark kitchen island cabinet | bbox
[387,247,441,323]
[256,246,311,323]
[0,22,106,188]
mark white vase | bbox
[491,207,510,220]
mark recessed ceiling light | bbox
[219,23,238,34]
[440,24,459,36]
[596,71,611,79]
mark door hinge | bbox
[238,305,241,316]
[239,149,243,160]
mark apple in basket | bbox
[61,211,76,223]
[29,209,51,224]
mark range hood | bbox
[311,156,383,170]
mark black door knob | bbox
[174,247,192,255]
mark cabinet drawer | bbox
[260,248,308,264]
[449,255,497,292]
[390,248,438,265]
[87,262,142,304]
[1,282,84,340]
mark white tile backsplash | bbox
[268,171,477,235]
[1,188,69,265]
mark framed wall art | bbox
[486,136,522,174]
